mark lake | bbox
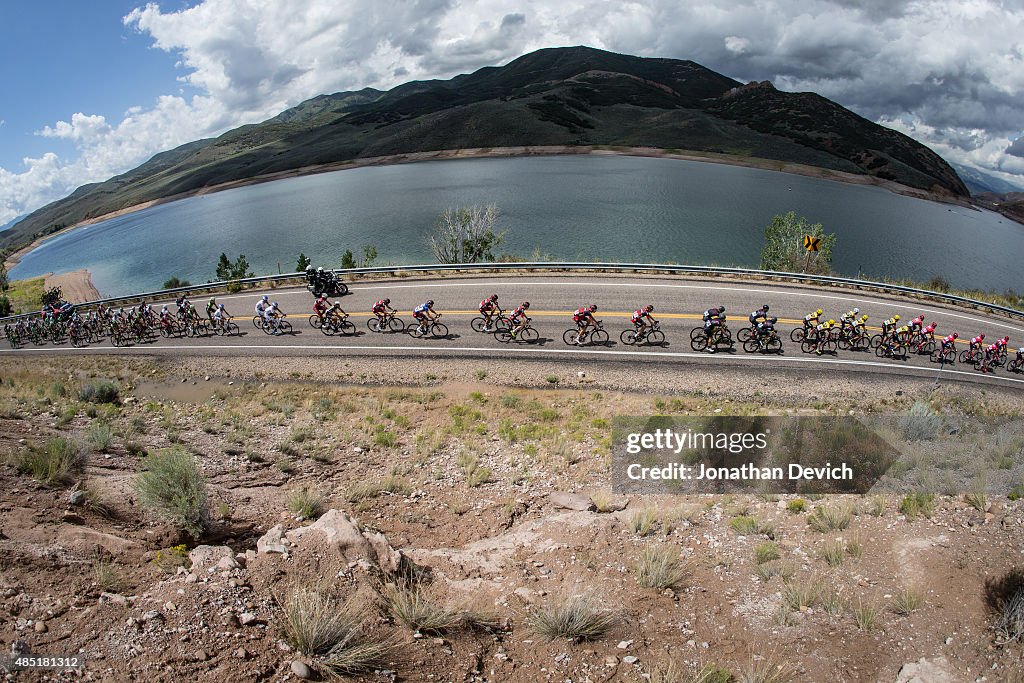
[8,155,1024,297]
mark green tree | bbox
[760,211,836,274]
[429,204,506,263]
[338,245,378,270]
[0,260,8,293]
[296,253,311,271]
[162,276,191,289]
[340,249,356,269]
[215,253,254,281]
[362,244,377,268]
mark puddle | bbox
[134,379,237,403]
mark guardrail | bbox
[2,262,1022,322]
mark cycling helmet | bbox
[853,308,859,314]
[218,304,225,310]
[261,295,269,302]
[763,304,770,311]
[719,306,725,313]
[953,333,959,339]
[979,333,985,339]
[317,293,327,300]
[590,304,598,312]
[272,301,279,307]
[426,300,434,306]
[317,267,324,272]
[490,294,498,301]
[161,304,168,312]
[383,298,391,304]
[1004,336,1010,342]
[209,297,215,303]
[522,301,530,309]
[645,304,654,312]
[770,316,778,323]
[861,315,868,321]
[828,319,835,326]
[816,308,823,315]
[305,266,314,273]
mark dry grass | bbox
[288,487,327,520]
[383,586,499,634]
[819,539,845,567]
[633,544,690,589]
[754,542,780,564]
[807,504,852,532]
[737,653,796,683]
[528,594,618,641]
[852,596,880,630]
[629,508,658,536]
[782,579,820,611]
[9,437,86,485]
[890,588,925,616]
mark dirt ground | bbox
[1,355,1023,682]
[43,270,101,304]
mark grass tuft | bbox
[78,380,120,405]
[86,422,114,453]
[633,544,690,590]
[10,437,85,484]
[754,542,780,564]
[288,487,327,520]
[851,596,880,630]
[890,588,925,616]
[135,447,209,538]
[807,504,851,532]
[528,594,617,641]
[899,492,936,520]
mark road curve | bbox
[5,275,1024,389]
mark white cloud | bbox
[2,0,1024,225]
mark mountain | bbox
[1,46,971,251]
[974,191,1024,224]
[951,163,1024,195]
[0,214,27,234]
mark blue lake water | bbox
[8,155,1023,297]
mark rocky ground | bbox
[1,355,1023,682]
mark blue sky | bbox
[1,0,1022,226]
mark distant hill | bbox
[2,46,971,251]
[951,163,1024,195]
[974,191,1024,224]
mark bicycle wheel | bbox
[563,329,579,345]
[339,320,355,336]
[767,337,783,354]
[320,321,338,336]
[869,334,883,350]
[742,339,758,353]
[387,316,404,333]
[252,316,264,329]
[225,322,239,336]
[520,327,539,343]
[802,340,816,355]
[824,339,839,354]
[1009,359,1022,373]
[620,329,638,345]
[689,327,704,341]
[737,327,753,343]
[647,329,665,346]
[430,322,449,338]
[691,333,708,352]
[471,317,488,333]
[957,349,970,364]
[408,323,426,338]
[309,314,323,329]
[367,318,382,332]
[494,329,513,343]
[790,327,806,343]
[892,344,907,360]
[590,329,609,346]
[279,321,293,335]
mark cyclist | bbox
[706,311,729,353]
[572,304,598,345]
[895,321,914,344]
[412,300,438,335]
[323,301,348,327]
[939,332,958,354]
[982,342,1002,373]
[840,307,860,330]
[313,294,330,322]
[997,336,1011,361]
[508,301,531,339]
[882,314,901,340]
[631,304,658,339]
[968,333,986,360]
[479,294,500,332]
[851,314,869,338]
[813,319,836,355]
[159,305,175,331]
[704,305,724,322]
[755,315,778,340]
[913,321,938,352]
[749,304,770,327]
[372,297,395,326]
[212,303,232,332]
[206,297,218,321]
[255,295,271,324]
[802,308,822,332]
[266,301,286,335]
[910,314,925,334]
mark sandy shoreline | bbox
[42,269,102,303]
[2,146,980,275]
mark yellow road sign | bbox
[803,235,821,252]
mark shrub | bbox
[786,499,806,514]
[807,504,851,532]
[782,580,820,611]
[629,508,658,536]
[135,447,209,538]
[899,492,935,520]
[528,594,617,641]
[86,422,114,452]
[754,542,780,564]
[890,588,925,616]
[11,437,85,484]
[633,544,690,589]
[738,653,796,683]
[729,515,760,535]
[819,539,845,567]
[288,487,326,520]
[78,380,120,405]
[898,400,942,442]
[384,586,464,634]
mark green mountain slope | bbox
[2,46,969,250]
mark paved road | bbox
[5,275,1024,389]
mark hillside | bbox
[975,191,1024,224]
[2,46,970,250]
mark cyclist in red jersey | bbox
[313,294,330,321]
[509,302,530,339]
[372,297,395,325]
[479,294,500,331]
[631,304,658,339]
[572,305,598,344]
[940,332,958,350]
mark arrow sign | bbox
[803,235,820,252]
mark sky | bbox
[1,0,1023,226]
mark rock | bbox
[61,511,85,525]
[188,545,235,571]
[549,492,594,512]
[194,650,209,662]
[593,495,629,512]
[164,601,176,611]
[57,527,139,557]
[896,656,960,683]
[238,612,258,626]
[216,555,239,571]
[617,640,633,650]
[283,510,416,575]
[577,371,586,378]
[141,610,163,622]
[233,647,249,660]
[604,656,619,668]
[291,660,315,680]
[67,491,86,506]
[33,621,47,633]
[256,525,287,554]
[622,655,639,664]
[99,592,129,607]
[184,573,199,584]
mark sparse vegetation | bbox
[86,421,114,452]
[528,594,617,641]
[629,508,658,536]
[754,542,780,564]
[10,437,85,484]
[891,588,925,616]
[135,447,209,538]
[288,487,327,520]
[851,596,880,630]
[786,499,806,514]
[79,380,120,405]
[807,504,851,532]
[899,492,936,520]
[633,544,690,589]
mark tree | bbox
[215,253,254,281]
[162,276,191,289]
[760,211,836,275]
[296,253,311,271]
[429,204,506,264]
[340,249,356,270]
[362,244,377,268]
[0,260,8,293]
[339,244,378,270]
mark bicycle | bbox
[930,344,957,365]
[213,317,240,336]
[321,313,356,336]
[743,331,783,354]
[495,319,539,343]
[408,314,449,339]
[909,332,936,356]
[262,315,293,335]
[367,311,405,333]
[790,324,814,343]
[958,347,983,365]
[471,308,511,334]
[563,320,609,346]
[690,324,733,352]
[621,321,665,347]
[801,330,838,355]
[1008,355,1023,374]
[874,337,908,360]
[837,326,870,352]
